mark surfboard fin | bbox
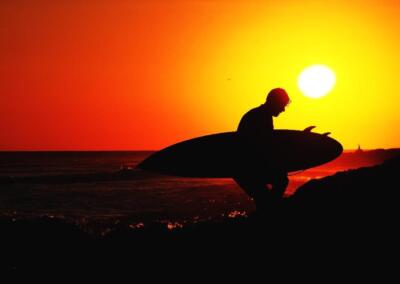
[322,132,331,136]
[303,126,316,132]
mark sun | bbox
[298,65,336,98]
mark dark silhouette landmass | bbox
[2,155,399,273]
[290,155,398,226]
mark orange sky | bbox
[1,0,399,150]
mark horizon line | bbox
[1,148,400,152]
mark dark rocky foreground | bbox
[2,157,399,275]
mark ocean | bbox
[0,151,363,232]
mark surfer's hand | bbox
[303,126,316,132]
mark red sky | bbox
[1,0,400,150]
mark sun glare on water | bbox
[298,65,336,98]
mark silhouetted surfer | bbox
[234,88,291,212]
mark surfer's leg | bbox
[269,172,289,199]
[233,176,272,210]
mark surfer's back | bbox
[237,104,274,141]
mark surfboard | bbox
[137,129,343,178]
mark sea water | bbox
[0,151,344,230]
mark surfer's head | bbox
[265,88,291,116]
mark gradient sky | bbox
[1,0,399,150]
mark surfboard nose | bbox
[318,134,343,164]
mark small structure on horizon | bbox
[355,144,364,153]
